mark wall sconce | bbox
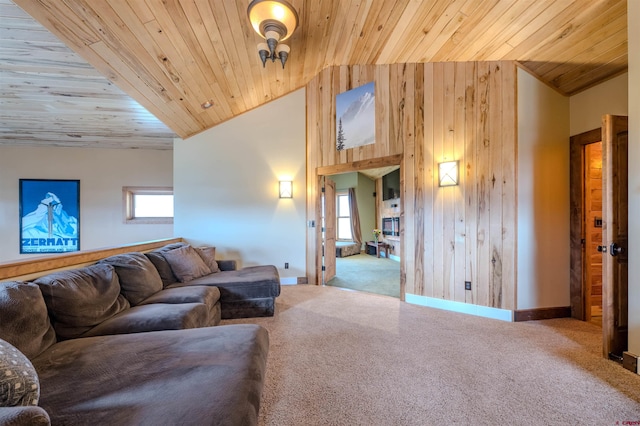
[438,161,459,187]
[279,181,293,198]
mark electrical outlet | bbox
[285,263,289,269]
[465,281,472,291]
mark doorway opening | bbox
[569,115,629,360]
[317,155,404,299]
[325,168,401,298]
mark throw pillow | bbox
[162,245,212,282]
[34,264,130,340]
[0,282,56,360]
[99,252,163,305]
[144,242,188,287]
[195,246,220,273]
[0,339,39,407]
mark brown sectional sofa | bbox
[145,242,281,319]
[0,241,280,426]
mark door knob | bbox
[609,242,625,256]
[597,245,607,253]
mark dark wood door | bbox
[602,115,628,358]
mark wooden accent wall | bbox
[306,62,517,310]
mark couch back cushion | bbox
[34,264,130,340]
[144,242,188,287]
[0,282,56,359]
[163,245,212,282]
[99,252,163,305]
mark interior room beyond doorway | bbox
[325,167,401,298]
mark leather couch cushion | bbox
[0,281,56,359]
[34,264,130,340]
[99,252,163,305]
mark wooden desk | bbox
[366,241,390,258]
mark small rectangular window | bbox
[336,192,352,240]
[123,187,173,224]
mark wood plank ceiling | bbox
[1,0,628,149]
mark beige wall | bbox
[569,73,628,136]
[173,89,307,282]
[516,68,571,310]
[627,0,639,358]
[0,146,173,263]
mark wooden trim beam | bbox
[0,238,183,281]
[514,306,572,322]
[316,154,402,176]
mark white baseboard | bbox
[280,277,298,285]
[405,294,514,322]
[389,254,400,262]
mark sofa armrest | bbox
[217,260,237,271]
[0,407,50,426]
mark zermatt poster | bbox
[19,179,80,254]
[336,81,375,151]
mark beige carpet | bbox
[221,285,640,426]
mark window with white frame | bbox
[336,191,352,240]
[123,187,174,224]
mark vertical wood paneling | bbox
[476,61,491,307]
[402,66,416,297]
[432,62,445,299]
[464,61,478,305]
[411,63,425,297]
[423,63,435,298]
[453,62,467,303]
[321,68,334,167]
[489,62,504,308]
[306,61,517,310]
[443,62,456,301]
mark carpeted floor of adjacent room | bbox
[327,253,401,298]
[221,285,640,426]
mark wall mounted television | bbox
[382,169,400,200]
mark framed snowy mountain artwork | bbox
[19,179,80,254]
[336,81,375,151]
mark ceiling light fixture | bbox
[247,0,299,69]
